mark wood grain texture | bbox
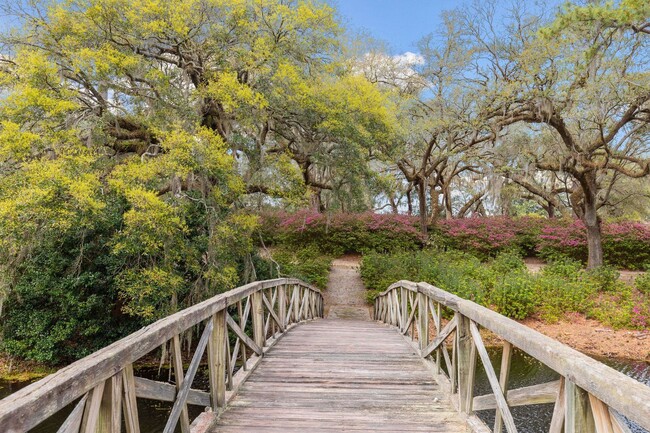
[210,319,471,433]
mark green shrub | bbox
[491,272,536,320]
[635,272,650,295]
[540,257,584,280]
[489,250,526,274]
[255,245,333,288]
[588,284,635,329]
[585,266,620,292]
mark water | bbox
[1,355,649,432]
[470,349,650,433]
[0,367,208,433]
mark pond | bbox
[1,355,648,432]
[471,349,650,433]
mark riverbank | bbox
[0,354,55,382]
[522,314,650,361]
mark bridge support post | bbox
[456,314,476,414]
[400,287,407,333]
[278,285,287,330]
[565,380,595,433]
[417,292,428,352]
[208,310,227,410]
[252,291,265,348]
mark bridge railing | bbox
[374,280,650,433]
[0,278,323,433]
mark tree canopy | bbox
[0,0,648,363]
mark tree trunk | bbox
[310,187,323,212]
[547,202,555,219]
[444,187,453,220]
[583,199,603,269]
[429,187,440,224]
[406,188,413,216]
[579,173,603,269]
[417,179,428,236]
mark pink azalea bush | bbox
[538,220,650,269]
[258,210,424,254]
[261,212,649,269]
[434,216,545,259]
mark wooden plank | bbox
[163,319,214,433]
[171,334,190,433]
[210,319,470,433]
[422,315,457,358]
[278,285,287,332]
[417,292,428,352]
[239,298,249,369]
[494,341,513,433]
[469,321,518,433]
[262,292,284,332]
[226,313,262,356]
[252,291,265,349]
[56,394,88,433]
[549,377,566,433]
[414,281,650,431]
[473,380,561,410]
[565,380,595,433]
[98,373,122,433]
[122,364,140,433]
[0,278,319,432]
[207,311,226,410]
[456,315,474,413]
[402,296,418,336]
[133,376,210,406]
[81,381,105,433]
[589,393,614,433]
[400,287,408,332]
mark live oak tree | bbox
[365,16,497,234]
[0,0,351,362]
[463,0,650,268]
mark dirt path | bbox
[323,255,371,320]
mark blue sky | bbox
[329,0,458,53]
[327,0,565,55]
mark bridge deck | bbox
[209,319,470,432]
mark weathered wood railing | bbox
[374,280,650,433]
[0,278,323,433]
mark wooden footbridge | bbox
[1,278,649,433]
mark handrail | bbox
[0,278,323,433]
[374,280,650,433]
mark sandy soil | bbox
[522,315,650,361]
[475,313,650,361]
[323,254,371,320]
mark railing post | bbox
[208,310,226,409]
[565,380,595,433]
[417,291,428,352]
[171,335,190,432]
[278,285,287,331]
[457,313,475,414]
[400,287,407,332]
[293,285,300,324]
[252,290,265,348]
[98,373,122,433]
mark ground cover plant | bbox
[361,249,650,330]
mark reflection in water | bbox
[1,354,648,432]
[0,367,209,433]
[471,349,650,433]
